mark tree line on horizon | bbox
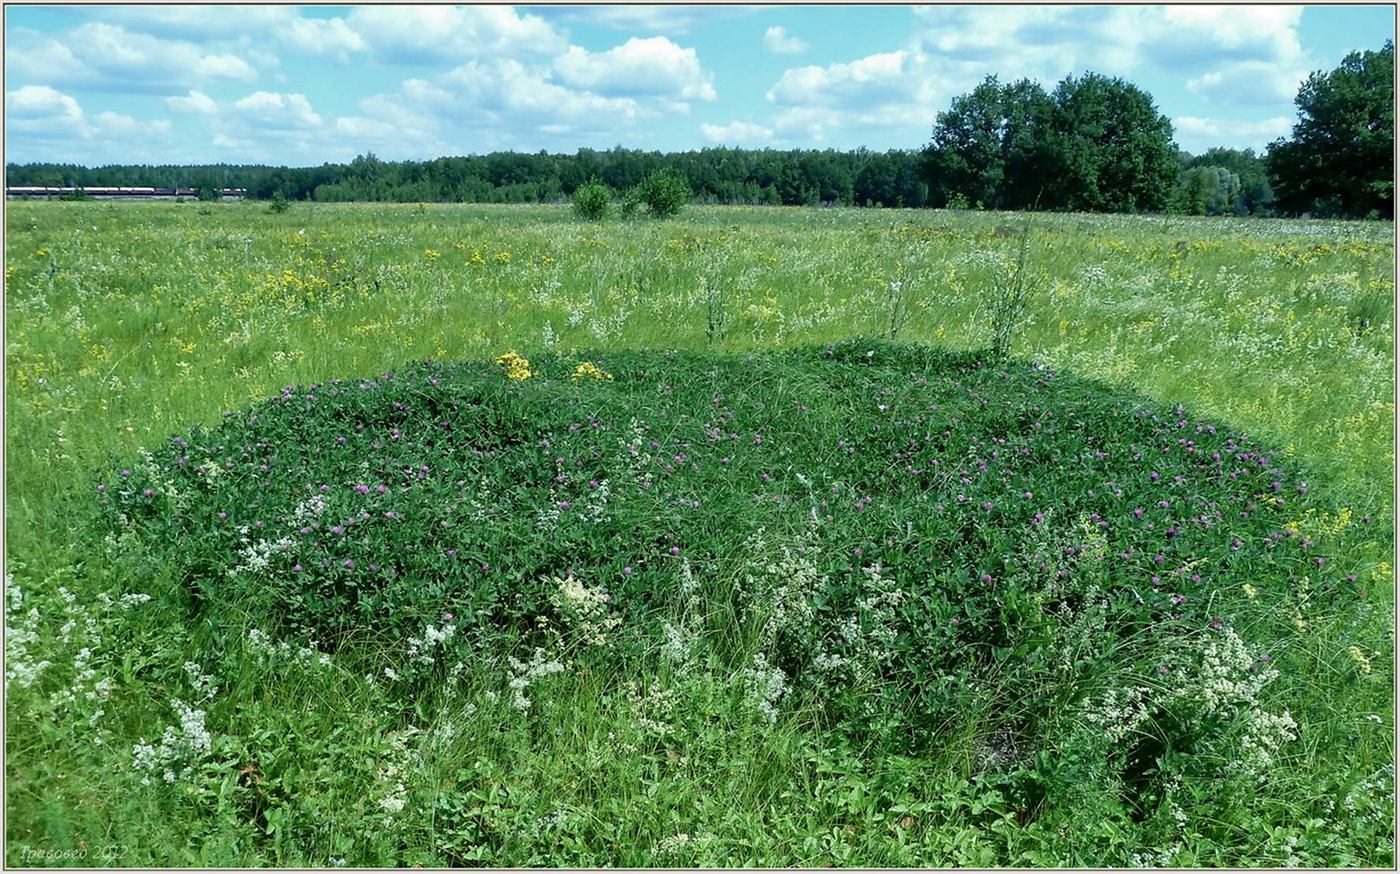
[6,42,1391,219]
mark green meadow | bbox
[4,201,1394,866]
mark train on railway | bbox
[4,186,246,200]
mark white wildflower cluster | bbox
[587,309,630,342]
[541,320,558,349]
[373,727,420,824]
[1237,708,1299,775]
[550,573,620,647]
[246,628,332,670]
[522,807,573,840]
[1194,628,1278,717]
[445,657,473,689]
[464,475,498,523]
[752,540,824,651]
[194,458,223,481]
[406,621,457,666]
[1128,843,1184,868]
[660,621,690,665]
[290,494,328,524]
[534,488,565,531]
[1341,764,1394,830]
[131,698,214,786]
[506,648,566,713]
[1082,685,1152,743]
[422,705,474,754]
[1171,626,1297,778]
[5,575,52,690]
[741,652,790,724]
[56,586,95,645]
[6,575,150,737]
[660,559,703,666]
[1080,264,1111,290]
[183,661,219,700]
[652,831,717,858]
[136,447,186,507]
[812,564,905,690]
[581,478,611,523]
[624,680,679,735]
[619,419,655,486]
[227,534,295,577]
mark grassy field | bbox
[4,201,1395,866]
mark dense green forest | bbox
[4,148,930,209]
[0,145,1296,216]
[6,43,1391,217]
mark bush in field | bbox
[572,181,612,220]
[634,170,690,218]
[618,186,642,218]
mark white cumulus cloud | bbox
[554,37,717,102]
[346,5,565,63]
[232,92,324,130]
[5,23,258,91]
[1173,115,1293,152]
[701,120,775,145]
[165,89,219,115]
[6,85,171,159]
[6,85,84,127]
[554,6,755,35]
[1187,61,1308,106]
[767,51,929,110]
[280,17,368,61]
[764,26,809,55]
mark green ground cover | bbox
[4,202,1394,866]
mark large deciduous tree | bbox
[923,76,1056,210]
[924,72,1178,213]
[1044,73,1178,212]
[1268,41,1394,218]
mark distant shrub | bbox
[267,192,291,214]
[572,181,612,220]
[635,170,690,218]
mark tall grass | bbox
[4,202,1393,866]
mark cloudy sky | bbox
[4,4,1393,166]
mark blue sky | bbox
[4,4,1394,166]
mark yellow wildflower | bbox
[572,361,613,382]
[494,352,533,381]
[1348,645,1373,675]
[1242,583,1258,600]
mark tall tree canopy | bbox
[924,72,1178,212]
[923,76,1056,210]
[1268,40,1394,218]
[1178,148,1273,215]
